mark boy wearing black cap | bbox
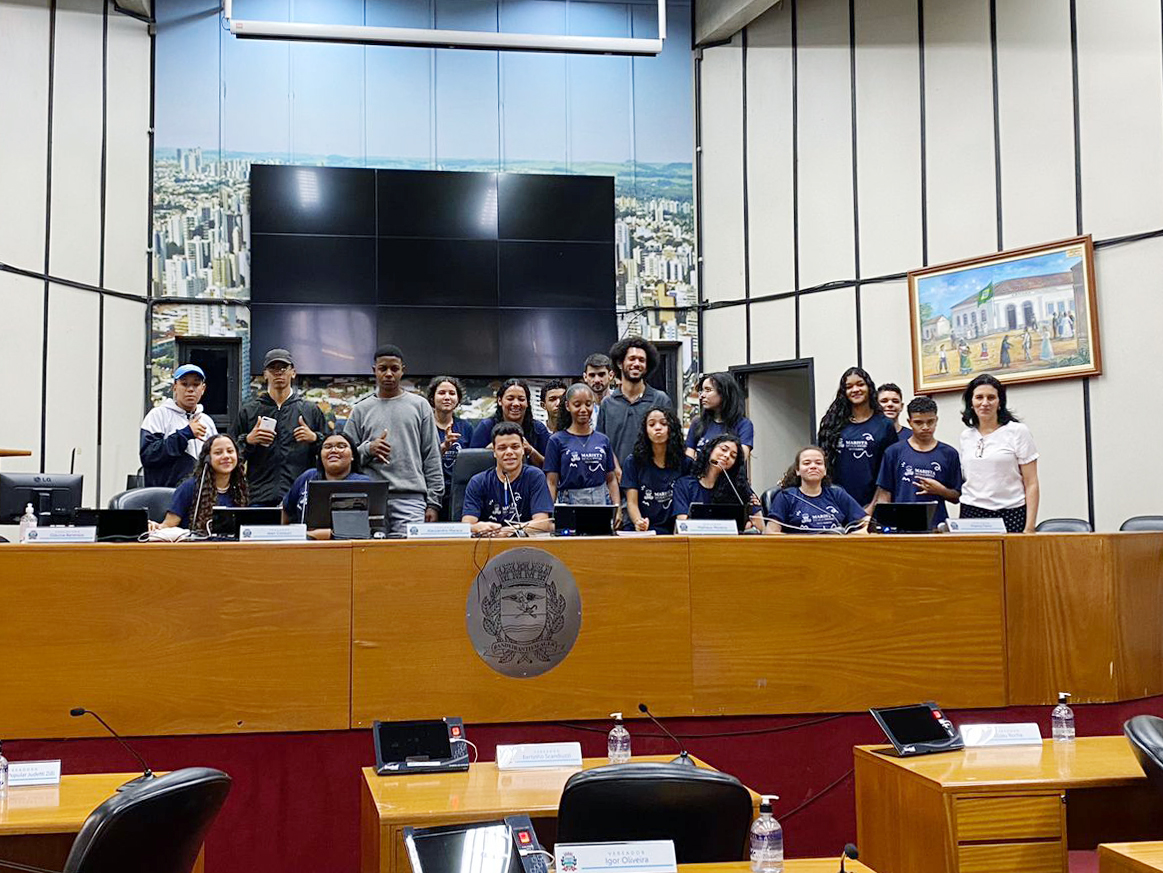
[232,348,328,506]
[139,363,219,487]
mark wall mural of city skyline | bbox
[152,0,696,423]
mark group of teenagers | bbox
[139,334,1041,538]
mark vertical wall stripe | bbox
[39,0,58,472]
[849,0,862,366]
[989,0,1003,250]
[917,0,928,267]
[791,0,801,357]
[97,0,110,498]
[742,27,752,365]
[694,51,705,368]
[144,10,157,416]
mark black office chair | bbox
[1119,516,1163,532]
[1124,716,1163,800]
[108,487,175,523]
[63,767,231,873]
[450,449,497,521]
[1036,518,1093,533]
[760,487,781,519]
[557,763,753,863]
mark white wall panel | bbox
[101,297,147,502]
[1004,380,1088,524]
[702,306,748,372]
[749,296,797,364]
[0,0,49,272]
[44,286,99,507]
[799,286,858,420]
[0,274,45,472]
[857,280,913,392]
[104,11,150,296]
[1077,0,1163,240]
[795,0,855,289]
[700,39,746,303]
[48,0,104,286]
[1089,239,1163,531]
[854,0,922,278]
[923,0,996,265]
[745,4,795,297]
[995,0,1075,250]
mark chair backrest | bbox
[63,767,231,873]
[450,449,497,521]
[1124,716,1163,799]
[557,763,754,864]
[760,487,781,519]
[1036,517,1093,533]
[108,487,176,523]
[1119,515,1163,532]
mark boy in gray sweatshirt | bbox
[344,344,444,533]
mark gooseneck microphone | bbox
[70,707,156,792]
[838,843,858,873]
[637,702,696,766]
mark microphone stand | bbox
[70,708,156,792]
[637,703,696,766]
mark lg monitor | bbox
[0,472,84,524]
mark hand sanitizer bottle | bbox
[750,795,783,873]
[1052,692,1075,742]
[607,712,631,764]
[19,503,37,543]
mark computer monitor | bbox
[0,472,84,524]
[304,479,389,533]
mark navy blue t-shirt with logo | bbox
[461,465,554,524]
[875,439,963,527]
[620,454,690,531]
[544,430,615,491]
[770,485,865,533]
[830,414,898,506]
[685,417,756,452]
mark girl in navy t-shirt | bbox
[622,405,689,533]
[427,376,474,520]
[159,433,249,533]
[685,372,755,462]
[766,445,868,535]
[673,433,763,531]
[544,383,619,507]
[469,379,550,467]
[816,366,898,508]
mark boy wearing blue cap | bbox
[139,364,219,487]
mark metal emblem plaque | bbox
[466,546,582,678]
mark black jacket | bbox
[232,390,327,506]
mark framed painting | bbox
[908,235,1101,394]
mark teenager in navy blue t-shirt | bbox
[817,366,898,508]
[622,405,689,533]
[878,383,913,442]
[159,433,249,532]
[873,396,962,528]
[427,376,475,520]
[461,421,554,536]
[469,379,550,467]
[685,372,755,463]
[544,384,619,507]
[673,434,763,531]
[280,432,372,537]
[765,445,868,534]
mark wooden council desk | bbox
[854,737,1163,873]
[359,756,761,873]
[682,863,872,873]
[1100,842,1163,873]
[0,772,204,872]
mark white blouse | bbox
[958,421,1039,510]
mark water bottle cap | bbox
[610,712,623,722]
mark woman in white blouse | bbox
[957,374,1040,533]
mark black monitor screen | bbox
[377,239,498,307]
[378,170,498,239]
[498,173,614,242]
[409,825,522,873]
[376,720,453,764]
[499,309,617,376]
[249,305,377,375]
[498,241,614,309]
[250,235,376,304]
[0,473,84,523]
[378,308,500,376]
[875,705,951,744]
[250,165,375,236]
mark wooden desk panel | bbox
[1005,533,1163,705]
[0,542,352,738]
[681,863,873,873]
[351,538,693,726]
[690,537,1007,714]
[1100,842,1163,873]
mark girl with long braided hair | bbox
[160,433,249,532]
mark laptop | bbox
[209,506,282,539]
[554,504,616,536]
[72,508,149,541]
[688,502,749,533]
[872,502,938,533]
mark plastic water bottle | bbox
[749,795,783,873]
[1052,692,1075,742]
[18,503,37,543]
[607,712,631,764]
[0,740,8,794]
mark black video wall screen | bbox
[249,166,616,376]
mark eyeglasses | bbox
[975,438,986,458]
